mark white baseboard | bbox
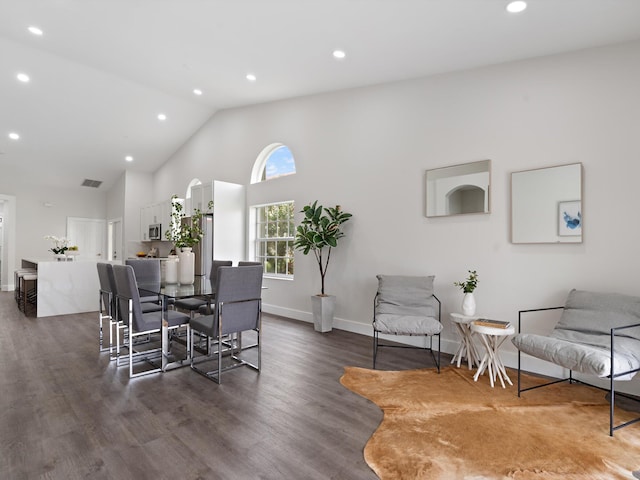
[262,303,462,357]
[261,304,640,395]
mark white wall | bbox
[121,170,153,257]
[0,180,107,267]
[151,40,640,389]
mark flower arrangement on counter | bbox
[44,235,69,255]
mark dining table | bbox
[138,276,215,372]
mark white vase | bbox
[165,255,179,284]
[462,292,476,317]
[178,247,195,285]
[311,295,336,333]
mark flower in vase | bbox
[44,235,69,255]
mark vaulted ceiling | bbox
[1,0,640,191]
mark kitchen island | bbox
[22,258,120,317]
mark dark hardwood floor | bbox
[0,291,443,479]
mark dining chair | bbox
[179,259,233,316]
[125,258,164,306]
[97,262,118,355]
[173,259,233,318]
[190,265,263,383]
[112,264,191,378]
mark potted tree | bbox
[294,201,352,332]
[165,195,213,284]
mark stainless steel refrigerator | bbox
[182,213,213,278]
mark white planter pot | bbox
[462,292,476,317]
[311,295,336,333]
[165,255,179,284]
[178,247,195,285]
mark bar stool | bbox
[14,269,36,306]
[19,273,38,316]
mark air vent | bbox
[81,179,102,188]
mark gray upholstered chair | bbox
[125,258,164,305]
[372,274,442,372]
[97,262,117,355]
[512,289,640,435]
[237,261,262,267]
[190,265,263,383]
[112,264,190,378]
[191,260,233,316]
[174,259,233,318]
[98,262,161,361]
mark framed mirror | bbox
[511,163,583,244]
[425,160,491,217]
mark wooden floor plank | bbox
[0,291,444,479]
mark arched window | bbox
[251,143,296,184]
[250,144,296,277]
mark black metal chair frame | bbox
[516,306,640,436]
[372,293,441,373]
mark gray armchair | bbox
[512,289,640,435]
[190,265,263,383]
[372,275,442,371]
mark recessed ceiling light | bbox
[17,72,30,83]
[333,50,346,59]
[506,1,527,13]
[157,113,167,121]
[193,88,203,96]
[27,26,43,36]
[246,74,257,82]
[125,155,133,162]
[8,132,20,140]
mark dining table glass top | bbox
[138,276,214,299]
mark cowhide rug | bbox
[340,366,640,479]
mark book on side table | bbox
[473,318,511,329]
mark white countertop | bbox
[23,258,120,264]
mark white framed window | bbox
[254,202,295,277]
[251,143,296,184]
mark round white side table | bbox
[450,313,482,370]
[471,322,515,388]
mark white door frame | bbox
[107,217,123,261]
[0,194,17,291]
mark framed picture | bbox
[558,200,582,236]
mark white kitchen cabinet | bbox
[140,204,153,241]
[140,199,173,241]
[190,181,218,213]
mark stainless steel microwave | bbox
[149,224,162,240]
